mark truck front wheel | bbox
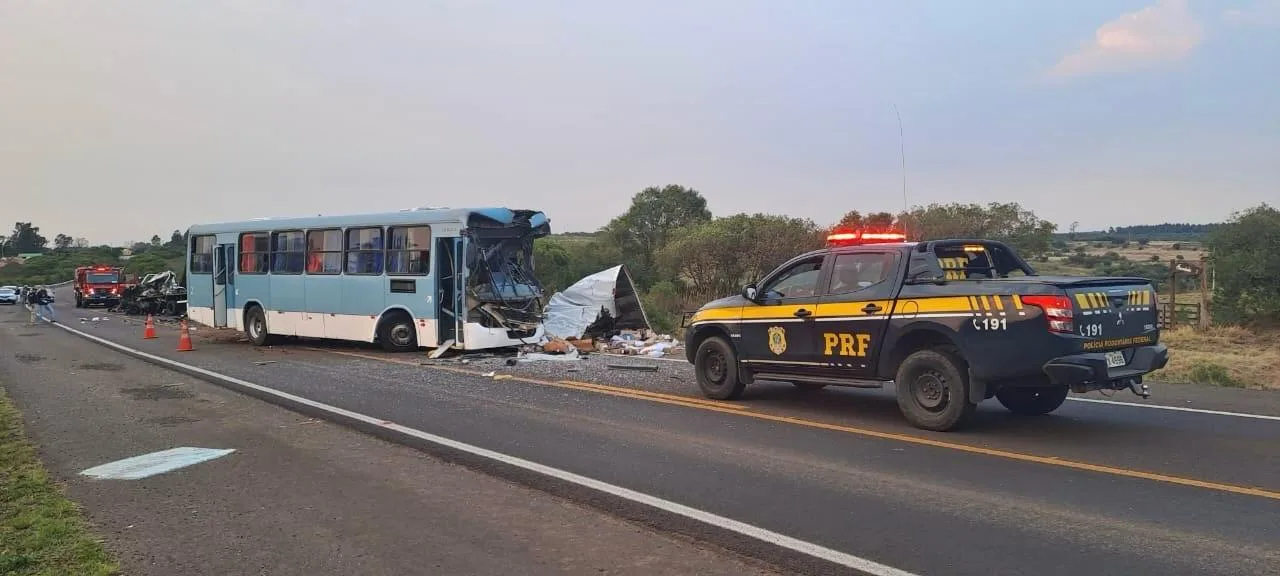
[895,349,976,431]
[694,336,745,400]
[996,386,1069,416]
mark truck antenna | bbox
[893,103,909,235]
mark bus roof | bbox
[185,207,549,236]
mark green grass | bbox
[0,388,118,576]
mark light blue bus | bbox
[185,207,550,352]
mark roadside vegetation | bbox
[0,224,185,286]
[0,388,118,576]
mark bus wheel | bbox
[246,306,270,346]
[379,313,418,353]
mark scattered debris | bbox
[253,360,277,366]
[543,265,651,341]
[429,340,455,359]
[606,363,659,372]
[517,347,584,363]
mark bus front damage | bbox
[463,209,550,344]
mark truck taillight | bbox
[1022,295,1074,334]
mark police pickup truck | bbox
[682,230,1169,431]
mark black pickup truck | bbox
[682,234,1169,431]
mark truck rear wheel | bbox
[895,349,976,431]
[695,336,745,400]
[996,386,1069,416]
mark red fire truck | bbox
[74,265,127,308]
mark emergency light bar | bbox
[826,229,908,246]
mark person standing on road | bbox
[29,285,55,325]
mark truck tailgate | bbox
[1061,279,1159,350]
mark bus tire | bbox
[378,311,418,353]
[245,306,271,347]
[894,348,976,432]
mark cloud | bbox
[1048,0,1203,79]
[1223,0,1280,27]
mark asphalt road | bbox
[27,293,1280,575]
[0,303,779,576]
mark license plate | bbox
[1105,350,1126,369]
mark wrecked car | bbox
[116,270,188,317]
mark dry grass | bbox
[1074,240,1207,262]
[1156,326,1280,390]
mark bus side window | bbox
[387,226,431,276]
[307,229,343,274]
[345,227,384,275]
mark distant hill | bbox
[1057,223,1221,242]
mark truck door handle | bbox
[794,308,812,317]
[862,303,882,314]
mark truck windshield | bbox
[86,272,119,283]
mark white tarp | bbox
[542,265,651,339]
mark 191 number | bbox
[1080,323,1103,337]
[972,317,1007,331]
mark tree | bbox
[167,230,184,248]
[74,237,89,248]
[1209,204,1280,324]
[601,185,712,287]
[897,202,1057,257]
[9,222,48,253]
[150,234,162,246]
[54,234,74,251]
[1069,221,1079,240]
[834,210,898,231]
[656,213,824,300]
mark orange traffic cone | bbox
[143,314,157,339]
[177,318,194,352]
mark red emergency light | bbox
[826,229,908,247]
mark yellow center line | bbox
[310,348,1280,502]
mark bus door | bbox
[212,244,234,328]
[435,236,464,347]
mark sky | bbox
[1,0,1277,246]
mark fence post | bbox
[1166,259,1177,330]
[1199,256,1212,329]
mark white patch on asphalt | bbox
[80,447,236,480]
[52,317,919,576]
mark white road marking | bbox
[50,320,918,576]
[1066,397,1280,421]
[80,447,235,480]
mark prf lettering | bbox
[823,333,872,357]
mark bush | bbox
[1186,362,1244,388]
